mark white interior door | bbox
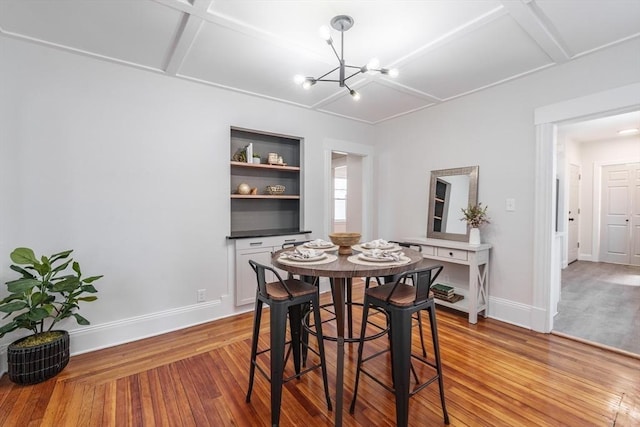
[600,163,639,265]
[631,163,640,266]
[567,164,580,263]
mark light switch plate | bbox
[506,198,516,211]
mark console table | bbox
[404,237,491,323]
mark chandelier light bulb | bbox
[319,25,332,42]
[388,68,399,78]
[366,58,380,72]
[350,89,361,101]
[293,74,306,85]
[302,79,315,90]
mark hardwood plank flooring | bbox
[1,280,638,426]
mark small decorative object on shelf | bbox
[252,153,261,164]
[431,283,464,303]
[237,183,251,195]
[266,184,285,195]
[245,143,253,163]
[460,203,489,245]
[231,147,247,162]
[267,153,286,165]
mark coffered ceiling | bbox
[1,0,639,124]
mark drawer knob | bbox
[449,251,453,257]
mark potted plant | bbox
[252,153,261,164]
[0,247,102,384]
[460,203,490,244]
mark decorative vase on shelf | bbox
[469,227,481,245]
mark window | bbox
[334,166,347,221]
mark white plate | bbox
[358,253,398,262]
[282,253,327,262]
[304,241,334,249]
[361,242,395,250]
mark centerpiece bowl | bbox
[329,232,361,255]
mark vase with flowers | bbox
[460,203,489,245]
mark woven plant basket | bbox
[7,330,70,385]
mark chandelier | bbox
[294,15,398,101]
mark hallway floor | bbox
[553,261,640,356]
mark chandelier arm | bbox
[315,66,340,81]
[343,70,364,82]
[328,42,341,63]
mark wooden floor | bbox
[1,280,638,426]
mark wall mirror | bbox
[427,166,479,242]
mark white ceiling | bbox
[1,0,639,124]
[559,110,640,143]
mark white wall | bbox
[0,37,375,366]
[374,38,640,326]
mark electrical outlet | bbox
[197,289,206,303]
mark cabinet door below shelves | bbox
[236,248,273,306]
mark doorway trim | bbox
[532,82,640,333]
[323,138,374,241]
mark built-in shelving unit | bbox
[229,127,304,238]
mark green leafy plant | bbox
[0,247,102,339]
[460,203,490,228]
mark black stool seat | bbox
[350,265,449,427]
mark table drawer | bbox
[436,247,468,261]
[421,245,435,256]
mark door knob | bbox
[568,218,574,221]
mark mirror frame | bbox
[427,166,479,242]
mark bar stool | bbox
[246,260,332,426]
[350,265,449,427]
[281,241,357,339]
[281,241,320,366]
[364,241,428,357]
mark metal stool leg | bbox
[390,308,413,427]
[288,305,302,376]
[312,293,333,411]
[349,295,371,413]
[427,302,449,424]
[416,310,428,357]
[270,303,289,427]
[246,299,263,402]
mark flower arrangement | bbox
[460,203,490,228]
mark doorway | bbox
[553,113,640,354]
[533,83,640,334]
[331,151,364,233]
[323,138,374,241]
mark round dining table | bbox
[271,245,423,427]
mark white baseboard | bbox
[0,294,253,378]
[488,296,538,330]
